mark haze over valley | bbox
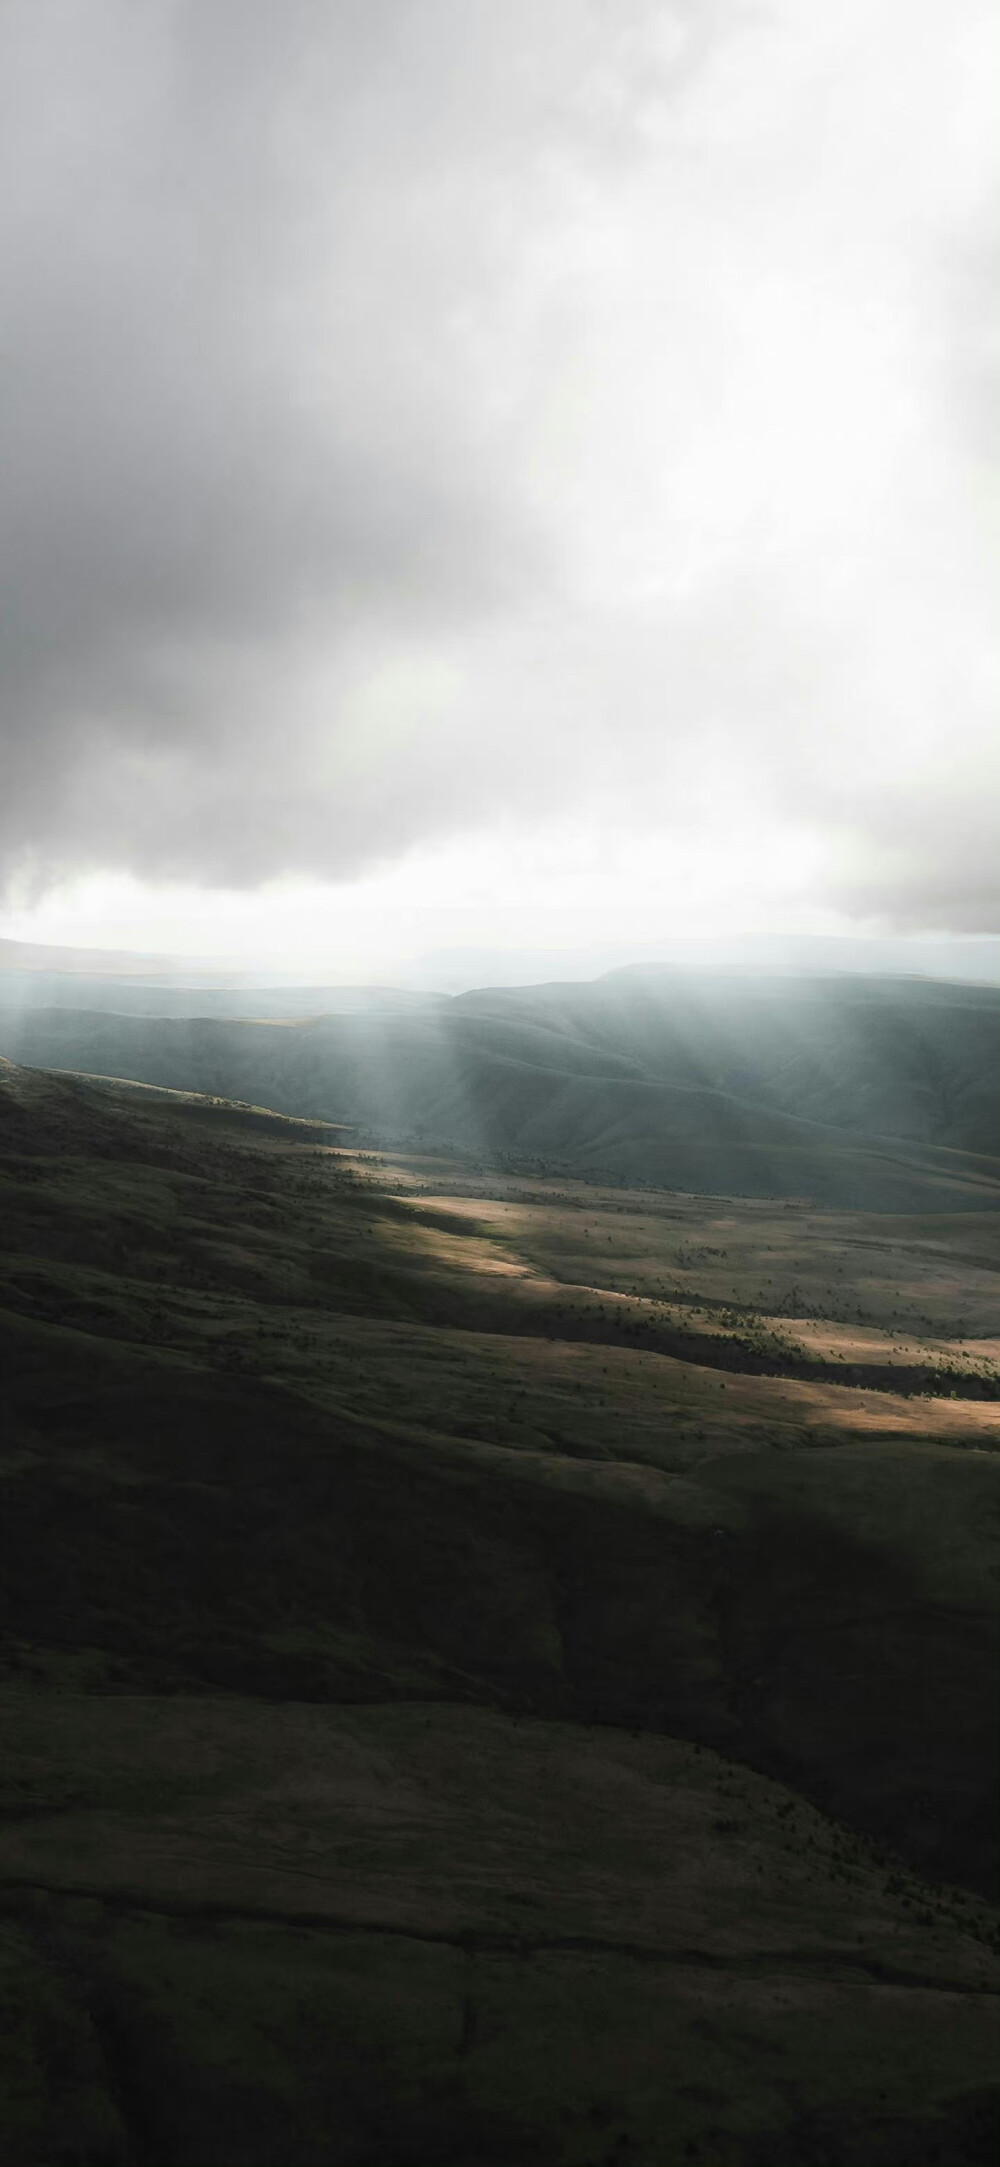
[2,963,998,1207]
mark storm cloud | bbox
[1,0,996,928]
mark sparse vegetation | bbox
[0,1053,996,2163]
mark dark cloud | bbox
[0,0,996,926]
[0,0,566,880]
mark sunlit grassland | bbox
[351,1148,1000,1403]
[0,1063,996,1478]
[374,1152,1000,1332]
[2,1136,997,1467]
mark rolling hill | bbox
[0,1057,997,2160]
[0,969,996,1211]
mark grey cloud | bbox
[1,0,575,878]
[0,0,996,927]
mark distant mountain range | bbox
[1,966,996,1210]
[3,928,1000,992]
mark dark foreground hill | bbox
[0,969,997,1211]
[0,1059,997,2163]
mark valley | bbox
[1,967,997,1214]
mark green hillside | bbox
[459,970,1000,1155]
[0,971,997,1211]
[0,1059,997,2160]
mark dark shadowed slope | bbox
[0,1061,997,2162]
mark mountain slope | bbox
[1,1061,997,2161]
[455,970,1000,1155]
[0,970,997,1210]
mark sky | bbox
[0,0,996,979]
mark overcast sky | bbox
[0,0,996,971]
